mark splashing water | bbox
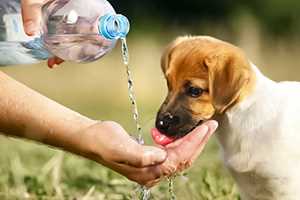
[120,37,150,200]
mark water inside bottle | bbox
[120,37,176,200]
[43,13,116,63]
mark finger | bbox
[101,122,167,167]
[126,166,163,186]
[21,0,46,35]
[104,160,163,186]
[114,144,167,168]
[189,121,218,162]
[47,57,64,68]
[86,121,167,169]
[164,120,218,171]
[167,120,217,150]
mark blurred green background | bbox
[1,0,300,199]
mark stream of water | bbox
[121,37,151,200]
[120,37,176,200]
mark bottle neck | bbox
[98,14,130,40]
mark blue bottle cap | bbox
[99,14,130,40]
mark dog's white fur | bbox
[217,63,300,200]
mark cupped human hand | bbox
[80,121,168,186]
[81,120,217,186]
[21,0,64,68]
[146,120,218,187]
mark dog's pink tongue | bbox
[151,128,176,146]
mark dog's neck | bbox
[226,63,276,117]
[215,63,277,152]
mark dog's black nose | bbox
[156,112,180,134]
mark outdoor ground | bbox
[0,34,299,200]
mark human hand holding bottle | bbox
[20,0,128,68]
[21,0,64,67]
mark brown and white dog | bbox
[152,36,300,200]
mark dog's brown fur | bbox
[157,36,256,137]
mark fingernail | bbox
[207,120,218,133]
[145,147,167,163]
[24,21,38,36]
[153,148,167,161]
[197,125,208,138]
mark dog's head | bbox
[154,36,255,143]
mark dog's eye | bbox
[186,86,203,98]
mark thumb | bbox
[118,144,167,168]
[140,146,167,166]
[21,0,45,35]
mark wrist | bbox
[77,121,123,164]
[46,117,98,156]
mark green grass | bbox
[0,135,239,200]
[1,34,300,200]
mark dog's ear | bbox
[161,37,189,75]
[161,43,172,75]
[204,49,253,113]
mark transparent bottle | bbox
[0,0,130,65]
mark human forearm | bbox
[0,71,218,187]
[0,71,95,154]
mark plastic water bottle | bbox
[0,0,130,65]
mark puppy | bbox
[152,36,300,200]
